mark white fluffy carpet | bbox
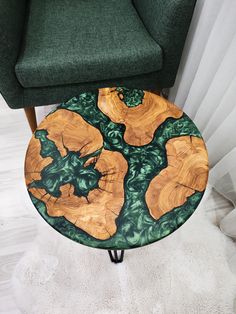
[12,188,236,314]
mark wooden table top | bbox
[25,87,209,250]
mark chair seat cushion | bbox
[15,0,163,88]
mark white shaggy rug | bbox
[12,188,236,314]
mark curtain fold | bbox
[169,0,236,240]
[169,0,223,107]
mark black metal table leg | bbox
[108,250,124,263]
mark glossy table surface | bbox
[25,87,209,250]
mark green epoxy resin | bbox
[28,88,205,250]
[30,130,102,199]
[116,87,144,107]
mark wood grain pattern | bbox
[25,137,52,186]
[25,109,104,186]
[98,87,183,146]
[28,149,127,240]
[36,109,103,158]
[145,136,209,220]
[25,110,128,240]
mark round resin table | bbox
[25,87,209,264]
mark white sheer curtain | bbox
[169,0,236,242]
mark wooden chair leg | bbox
[24,107,37,133]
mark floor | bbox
[0,96,51,313]
[0,94,236,313]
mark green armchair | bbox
[0,0,196,131]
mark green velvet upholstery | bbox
[16,0,162,88]
[0,0,196,109]
[133,0,196,87]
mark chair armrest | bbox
[133,0,196,87]
[0,0,27,108]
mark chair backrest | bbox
[0,0,27,107]
[133,0,197,87]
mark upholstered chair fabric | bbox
[0,0,196,109]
